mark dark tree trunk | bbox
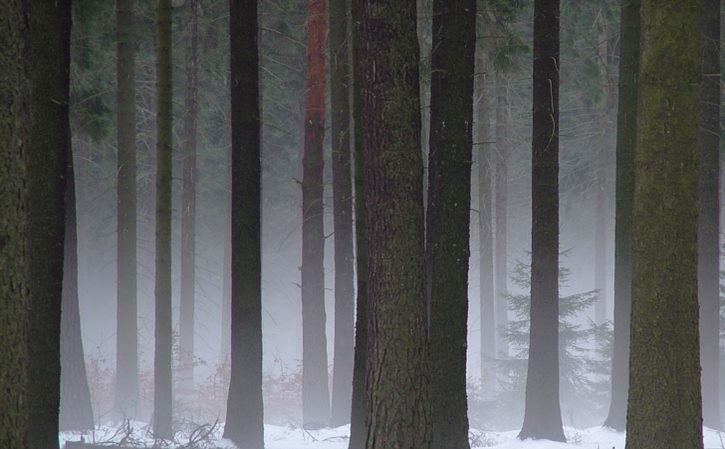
[698,0,721,430]
[348,0,368,445]
[115,0,139,418]
[518,0,564,441]
[26,2,71,448]
[302,0,330,429]
[0,1,30,445]
[153,0,173,439]
[60,156,95,432]
[603,0,639,432]
[626,1,703,448]
[426,1,475,448]
[359,1,432,448]
[223,2,265,448]
[179,0,199,397]
[329,0,355,428]
[493,72,509,359]
[475,12,496,393]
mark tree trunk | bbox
[223,1,265,447]
[594,15,609,326]
[626,1,703,448]
[494,72,509,359]
[153,0,173,439]
[427,1,475,449]
[329,0,355,428]
[302,0,330,429]
[603,0,639,432]
[518,0,564,441]
[0,1,30,445]
[698,0,721,431]
[179,0,199,398]
[60,155,95,432]
[359,1,432,448]
[115,0,139,418]
[348,0,368,445]
[26,2,71,448]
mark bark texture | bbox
[518,0,564,441]
[426,1,475,448]
[603,0,639,432]
[625,1,703,448]
[359,1,432,448]
[223,1,265,447]
[153,0,173,439]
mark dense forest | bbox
[0,0,721,449]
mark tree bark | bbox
[301,0,330,429]
[359,1,432,448]
[626,1,703,448]
[519,0,564,441]
[603,0,639,432]
[153,0,173,439]
[115,0,139,418]
[223,1,265,447]
[26,2,71,448]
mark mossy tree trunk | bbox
[153,0,173,439]
[223,1,265,447]
[426,0,475,448]
[358,1,432,448]
[698,0,721,430]
[115,0,139,419]
[518,0,565,441]
[302,0,330,429]
[329,0,355,427]
[0,1,30,446]
[26,2,71,448]
[603,0,639,432]
[625,1,703,448]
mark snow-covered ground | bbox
[59,423,725,449]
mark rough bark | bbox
[493,72,509,359]
[698,0,720,430]
[301,0,330,429]
[153,0,173,439]
[359,1,432,448]
[0,2,29,446]
[26,2,71,448]
[625,1,703,448]
[60,156,95,431]
[223,1,265,447]
[426,1,475,448]
[603,0,639,432]
[115,0,139,418]
[179,0,199,397]
[329,0,355,427]
[518,0,564,441]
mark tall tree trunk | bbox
[603,0,639,432]
[0,1,30,445]
[698,0,721,430]
[626,1,703,448]
[427,1,475,448]
[60,156,95,431]
[348,0,368,445]
[153,0,173,439]
[475,11,496,394]
[179,0,199,397]
[115,0,139,418]
[594,15,609,326]
[301,0,330,429]
[359,1,432,449]
[518,0,564,441]
[26,2,71,448]
[223,1,265,447]
[329,0,355,428]
[494,72,509,359]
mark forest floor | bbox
[60,422,725,449]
